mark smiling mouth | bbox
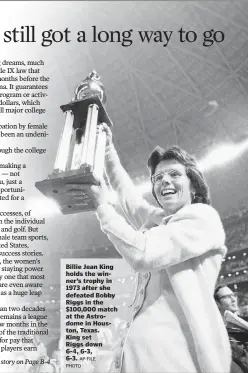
[161,189,177,197]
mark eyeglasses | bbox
[151,170,184,185]
[219,292,237,301]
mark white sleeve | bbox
[96,203,226,272]
[104,144,157,230]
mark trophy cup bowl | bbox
[35,71,113,214]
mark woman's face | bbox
[153,159,194,215]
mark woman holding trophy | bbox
[33,70,231,372]
[82,123,231,373]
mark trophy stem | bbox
[70,128,84,170]
[94,125,107,180]
[54,110,74,172]
[66,128,77,171]
[81,104,99,168]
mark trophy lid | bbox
[74,70,106,103]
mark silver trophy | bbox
[35,71,113,214]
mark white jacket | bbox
[96,144,231,373]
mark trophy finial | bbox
[89,70,100,80]
[74,71,106,103]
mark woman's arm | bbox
[103,124,158,230]
[96,202,226,272]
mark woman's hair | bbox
[147,145,211,206]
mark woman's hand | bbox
[66,179,110,209]
[101,122,113,146]
[90,178,110,208]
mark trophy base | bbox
[35,168,99,214]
